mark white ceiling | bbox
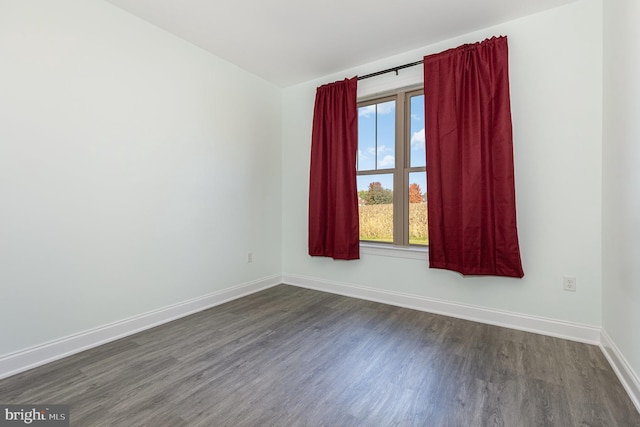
[104,0,578,87]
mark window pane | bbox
[357,174,393,243]
[357,105,376,171]
[410,95,425,168]
[376,101,395,169]
[408,171,428,245]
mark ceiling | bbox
[104,0,578,87]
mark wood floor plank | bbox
[1,284,638,426]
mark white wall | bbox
[282,0,603,328]
[602,0,640,393]
[0,0,282,356]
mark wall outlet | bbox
[563,276,576,292]
[247,252,253,263]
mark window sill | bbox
[360,242,428,260]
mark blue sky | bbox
[357,95,425,193]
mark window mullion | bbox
[374,104,378,170]
[404,91,412,246]
[394,92,407,246]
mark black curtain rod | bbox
[357,60,423,81]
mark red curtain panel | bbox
[423,36,524,278]
[308,77,360,260]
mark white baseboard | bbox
[0,275,281,380]
[282,273,601,344]
[600,329,640,414]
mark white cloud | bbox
[411,128,425,150]
[377,101,395,115]
[378,155,395,167]
[372,145,392,155]
[363,145,395,168]
[358,101,395,118]
[359,105,376,117]
[411,113,422,122]
[357,149,370,168]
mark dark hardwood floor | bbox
[1,284,638,426]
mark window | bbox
[357,88,427,247]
